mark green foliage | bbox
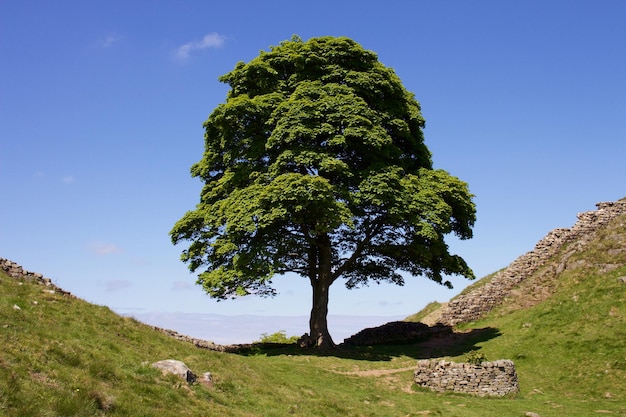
[256,330,299,344]
[465,351,488,365]
[170,36,476,345]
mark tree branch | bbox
[331,218,385,284]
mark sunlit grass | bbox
[404,301,442,323]
[1,214,625,416]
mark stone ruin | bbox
[414,359,520,397]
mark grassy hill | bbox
[1,206,625,416]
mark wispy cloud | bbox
[90,241,123,256]
[130,257,150,266]
[105,279,131,292]
[99,34,122,48]
[172,280,194,291]
[62,175,75,184]
[175,32,226,61]
[377,300,403,307]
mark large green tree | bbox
[171,36,476,349]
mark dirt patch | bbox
[419,302,448,326]
[331,366,416,377]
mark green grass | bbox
[1,215,625,416]
[3,267,624,417]
[456,264,626,414]
[404,301,442,323]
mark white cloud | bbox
[62,175,75,184]
[99,34,122,48]
[175,32,226,61]
[90,241,123,256]
[105,279,131,292]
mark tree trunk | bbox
[309,277,335,349]
[307,234,335,350]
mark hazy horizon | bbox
[119,310,405,345]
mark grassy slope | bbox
[1,216,624,416]
[457,213,626,414]
[404,301,442,323]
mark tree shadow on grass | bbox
[234,326,501,361]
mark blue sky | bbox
[1,1,625,344]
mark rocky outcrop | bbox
[435,200,626,326]
[414,359,519,397]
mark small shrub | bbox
[465,351,488,365]
[256,330,298,344]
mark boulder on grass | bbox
[151,359,196,384]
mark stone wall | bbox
[0,257,74,297]
[0,257,240,352]
[435,200,626,326]
[342,321,451,346]
[149,325,238,353]
[414,359,520,397]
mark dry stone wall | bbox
[342,321,451,346]
[150,326,238,352]
[435,200,626,326]
[0,257,239,352]
[414,359,520,397]
[0,257,74,297]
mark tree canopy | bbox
[170,36,476,348]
